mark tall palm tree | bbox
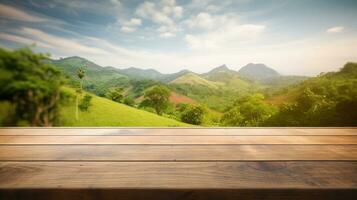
[76,67,85,120]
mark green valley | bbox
[1,47,356,127]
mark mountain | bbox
[238,63,280,80]
[204,64,237,75]
[50,57,130,96]
[50,56,103,74]
[49,56,306,111]
[116,67,164,80]
[106,66,194,83]
[160,69,192,82]
[169,72,221,89]
[203,65,237,80]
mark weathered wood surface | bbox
[0,128,356,200]
[1,162,357,189]
[2,135,357,144]
[1,145,357,161]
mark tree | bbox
[76,67,85,120]
[123,97,135,106]
[0,47,64,126]
[78,94,92,111]
[140,86,170,115]
[105,87,124,103]
[180,105,205,125]
[221,107,244,126]
[221,94,275,126]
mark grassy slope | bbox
[60,87,190,127]
[170,73,222,89]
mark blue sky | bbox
[0,0,356,75]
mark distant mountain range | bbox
[49,56,309,106]
[51,56,307,83]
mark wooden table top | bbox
[0,128,357,200]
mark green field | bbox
[59,88,190,127]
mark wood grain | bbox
[1,162,356,189]
[1,128,356,200]
[1,135,357,144]
[1,145,356,161]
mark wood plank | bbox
[1,128,356,136]
[1,145,356,161]
[1,162,356,189]
[1,135,357,144]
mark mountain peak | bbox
[238,63,280,80]
[206,64,235,74]
[177,69,191,74]
[52,56,103,71]
[216,64,229,70]
[118,67,163,79]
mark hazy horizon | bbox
[0,0,357,75]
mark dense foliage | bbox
[0,47,64,126]
[265,63,357,126]
[79,94,92,112]
[140,85,171,115]
[221,94,276,126]
[123,97,135,107]
[105,87,124,103]
[180,105,206,125]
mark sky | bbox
[0,0,357,75]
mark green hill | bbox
[60,87,190,127]
[115,67,164,80]
[50,57,130,96]
[170,73,222,89]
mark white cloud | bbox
[135,2,157,19]
[185,24,265,49]
[20,27,109,55]
[135,0,183,38]
[0,3,47,22]
[156,25,180,38]
[120,26,136,33]
[162,0,183,19]
[136,2,174,26]
[0,33,51,48]
[120,18,142,33]
[172,6,183,19]
[159,32,175,38]
[326,26,344,34]
[185,13,265,49]
[125,18,142,26]
[186,12,214,29]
